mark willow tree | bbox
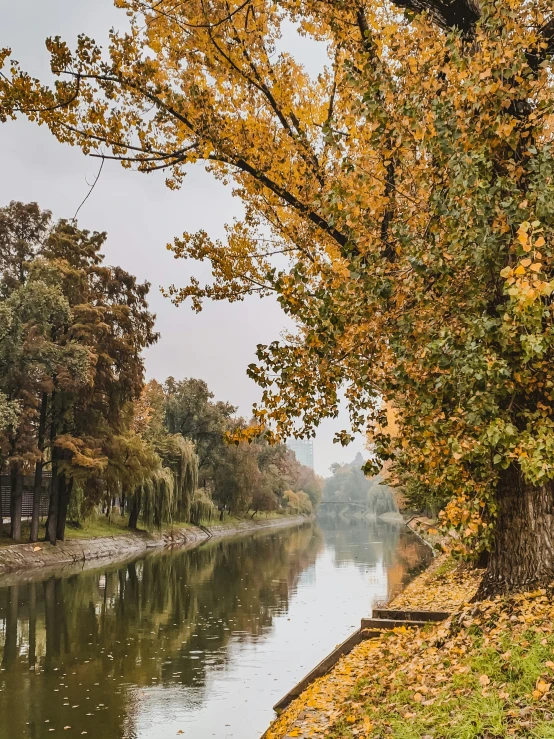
[4,0,554,594]
[130,380,199,528]
[129,439,198,530]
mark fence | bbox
[0,474,51,519]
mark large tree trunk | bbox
[120,485,127,516]
[46,395,59,546]
[476,466,554,599]
[128,489,141,530]
[56,476,72,542]
[10,465,23,542]
[46,454,59,546]
[30,392,48,543]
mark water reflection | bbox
[322,518,431,600]
[0,521,431,738]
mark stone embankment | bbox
[0,515,308,581]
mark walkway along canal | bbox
[0,519,431,738]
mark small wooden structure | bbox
[273,607,450,712]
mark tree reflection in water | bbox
[319,518,432,601]
[0,525,321,737]
[0,521,430,738]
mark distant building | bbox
[287,438,314,470]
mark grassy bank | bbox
[0,515,132,546]
[265,554,554,739]
[0,510,293,548]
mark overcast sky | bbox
[0,0,367,476]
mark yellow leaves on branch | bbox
[501,221,553,308]
[8,0,554,557]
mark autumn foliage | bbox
[3,0,554,592]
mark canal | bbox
[0,520,431,738]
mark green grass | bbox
[328,718,354,739]
[353,626,554,739]
[64,514,132,539]
[432,555,458,578]
[0,509,296,547]
[0,514,132,546]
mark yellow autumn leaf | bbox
[479,674,490,687]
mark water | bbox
[0,519,431,738]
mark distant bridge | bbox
[319,501,370,510]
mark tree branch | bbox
[209,154,350,249]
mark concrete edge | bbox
[0,514,310,583]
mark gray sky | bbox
[0,0,367,476]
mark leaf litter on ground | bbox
[263,554,554,739]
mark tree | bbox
[0,201,51,294]
[0,204,158,543]
[5,0,554,591]
[0,246,90,541]
[164,377,235,471]
[323,454,397,516]
[0,202,60,541]
[257,439,323,508]
[0,392,19,435]
[212,439,261,517]
[282,489,313,516]
[128,380,199,529]
[39,221,158,543]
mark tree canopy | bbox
[3,1,554,592]
[0,203,320,545]
[0,202,159,542]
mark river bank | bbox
[0,513,308,578]
[263,542,554,739]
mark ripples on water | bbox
[0,520,431,738]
